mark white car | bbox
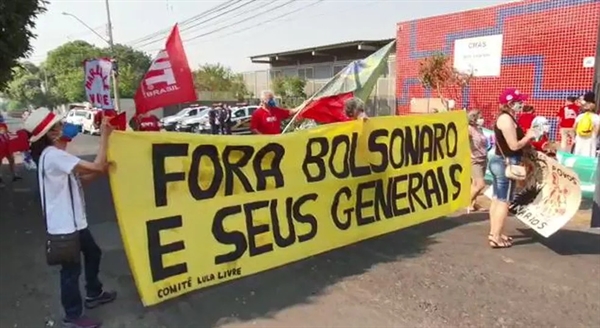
[64,109,89,131]
[82,110,100,135]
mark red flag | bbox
[109,112,127,131]
[299,93,354,124]
[134,24,196,114]
[0,130,30,159]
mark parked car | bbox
[230,106,259,135]
[64,109,89,131]
[82,110,100,135]
[176,108,210,132]
[160,106,205,131]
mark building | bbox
[396,0,600,139]
[244,39,397,116]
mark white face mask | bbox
[476,118,484,126]
[511,102,524,112]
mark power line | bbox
[184,0,322,44]
[202,0,369,43]
[125,0,241,47]
[178,0,260,34]
[134,0,267,50]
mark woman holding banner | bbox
[467,110,487,213]
[25,108,117,328]
[488,89,536,248]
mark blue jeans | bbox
[60,228,103,320]
[488,154,521,202]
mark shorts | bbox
[488,154,521,202]
[471,160,487,180]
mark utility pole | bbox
[105,0,121,113]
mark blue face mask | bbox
[266,99,277,107]
[61,123,79,141]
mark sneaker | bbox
[62,315,102,328]
[84,290,117,309]
[12,175,22,182]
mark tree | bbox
[109,44,152,98]
[5,65,46,108]
[0,0,48,90]
[418,52,473,111]
[193,63,249,101]
[43,40,152,102]
[271,76,306,107]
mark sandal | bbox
[488,236,512,249]
[489,234,513,242]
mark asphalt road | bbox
[1,133,599,328]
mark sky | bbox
[28,0,512,73]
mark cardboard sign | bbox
[484,151,582,237]
[84,58,114,110]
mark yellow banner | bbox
[107,111,470,306]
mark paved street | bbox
[1,133,599,328]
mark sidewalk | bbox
[0,136,599,328]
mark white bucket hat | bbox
[23,107,64,142]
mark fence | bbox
[243,71,396,117]
[396,0,600,141]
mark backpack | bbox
[576,112,594,137]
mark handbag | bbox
[40,152,81,266]
[496,143,527,181]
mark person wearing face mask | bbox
[25,108,117,328]
[517,105,548,152]
[344,97,369,121]
[573,91,599,157]
[250,90,297,135]
[467,110,487,213]
[488,88,536,249]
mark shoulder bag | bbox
[41,152,81,266]
[496,141,527,181]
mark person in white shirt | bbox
[25,108,116,328]
[572,92,599,158]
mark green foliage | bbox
[42,40,151,102]
[5,66,45,107]
[193,63,249,101]
[0,0,48,90]
[271,76,306,107]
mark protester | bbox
[488,88,536,248]
[208,107,219,135]
[467,110,487,213]
[219,104,232,135]
[135,110,161,132]
[344,97,368,121]
[557,96,579,151]
[0,119,23,187]
[517,105,547,152]
[250,90,296,135]
[573,91,599,157]
[25,107,117,328]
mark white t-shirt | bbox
[38,146,88,234]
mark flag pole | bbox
[282,67,347,133]
[105,0,121,113]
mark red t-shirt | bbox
[556,104,579,128]
[137,115,161,131]
[250,107,290,135]
[517,112,536,132]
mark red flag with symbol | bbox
[134,24,197,114]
